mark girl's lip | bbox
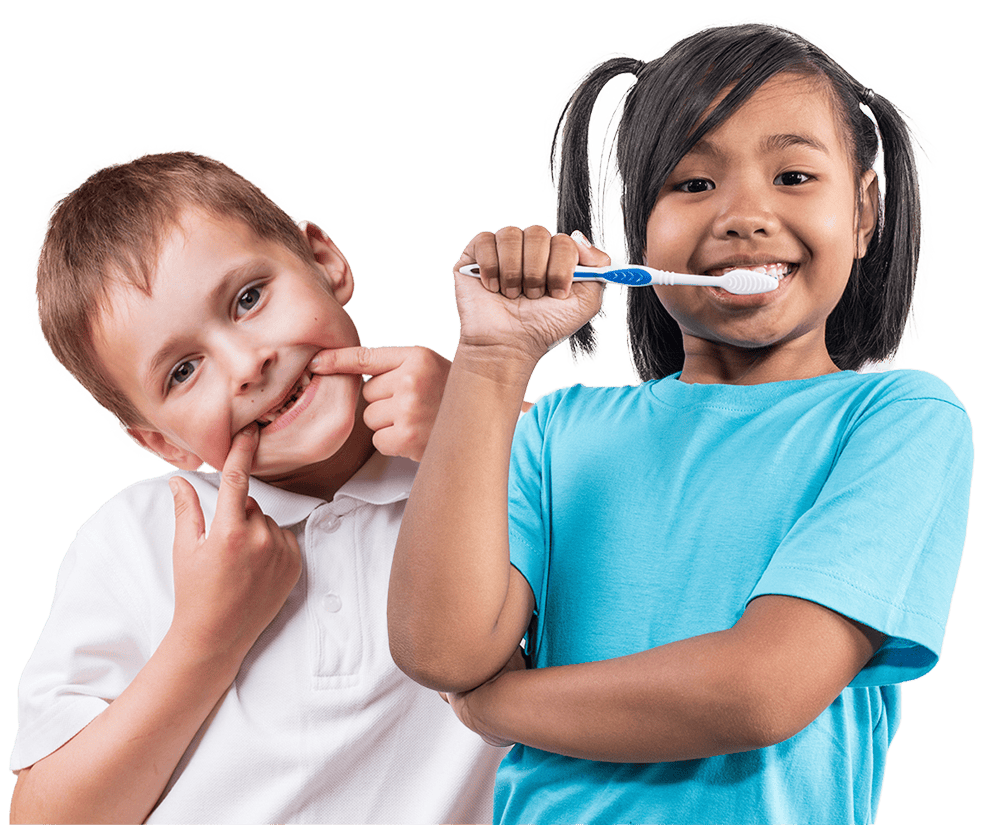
[705,264,796,303]
[259,371,320,434]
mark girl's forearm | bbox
[460,595,884,762]
[10,629,243,824]
[388,345,536,693]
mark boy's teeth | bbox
[255,371,312,427]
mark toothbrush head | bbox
[717,269,780,294]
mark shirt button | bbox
[322,592,343,613]
[317,515,340,533]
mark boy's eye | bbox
[675,178,715,194]
[169,359,199,388]
[236,286,262,316]
[774,171,811,186]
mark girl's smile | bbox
[646,73,878,383]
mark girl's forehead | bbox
[691,73,852,160]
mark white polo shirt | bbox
[11,453,504,823]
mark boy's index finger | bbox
[310,346,407,377]
[216,424,259,518]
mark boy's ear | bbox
[855,170,879,258]
[298,221,354,305]
[127,427,203,471]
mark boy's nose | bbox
[223,341,276,393]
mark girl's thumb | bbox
[570,230,611,268]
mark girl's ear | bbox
[127,427,203,471]
[856,170,880,258]
[298,221,354,305]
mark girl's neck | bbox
[677,336,841,386]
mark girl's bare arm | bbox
[448,594,885,761]
[388,227,608,692]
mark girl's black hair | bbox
[552,24,920,380]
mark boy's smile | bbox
[646,73,878,382]
[93,207,372,497]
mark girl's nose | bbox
[712,182,780,239]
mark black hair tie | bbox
[860,87,875,106]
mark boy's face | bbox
[94,207,365,487]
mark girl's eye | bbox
[169,359,199,389]
[774,171,812,186]
[676,178,715,194]
[236,286,262,317]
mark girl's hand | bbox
[453,226,609,368]
[442,646,528,748]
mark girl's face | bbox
[646,73,877,383]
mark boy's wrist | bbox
[159,622,248,688]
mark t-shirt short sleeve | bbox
[748,383,972,687]
[10,531,150,772]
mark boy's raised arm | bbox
[387,228,607,693]
[11,427,301,824]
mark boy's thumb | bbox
[169,476,206,543]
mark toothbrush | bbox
[458,264,779,295]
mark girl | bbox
[388,24,972,825]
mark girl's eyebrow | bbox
[687,132,830,158]
[761,133,830,154]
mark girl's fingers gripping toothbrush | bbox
[459,263,779,295]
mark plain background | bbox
[2,1,995,821]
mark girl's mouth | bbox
[709,262,795,281]
[256,371,314,428]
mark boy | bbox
[10,152,504,823]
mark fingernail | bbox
[168,477,179,496]
[525,287,544,299]
[504,287,520,299]
[571,230,592,248]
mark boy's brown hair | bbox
[37,152,314,425]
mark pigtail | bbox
[826,89,920,369]
[551,57,643,356]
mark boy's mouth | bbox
[256,371,313,428]
[706,262,795,281]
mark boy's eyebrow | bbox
[142,257,269,391]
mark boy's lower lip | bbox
[260,371,320,434]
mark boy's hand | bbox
[453,226,610,368]
[168,425,302,664]
[310,346,450,462]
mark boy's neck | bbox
[256,398,376,501]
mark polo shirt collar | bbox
[247,453,418,528]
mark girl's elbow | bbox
[387,625,493,694]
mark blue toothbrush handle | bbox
[573,266,653,286]
[458,263,654,287]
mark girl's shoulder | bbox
[850,368,966,411]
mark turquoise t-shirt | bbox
[499,370,972,825]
